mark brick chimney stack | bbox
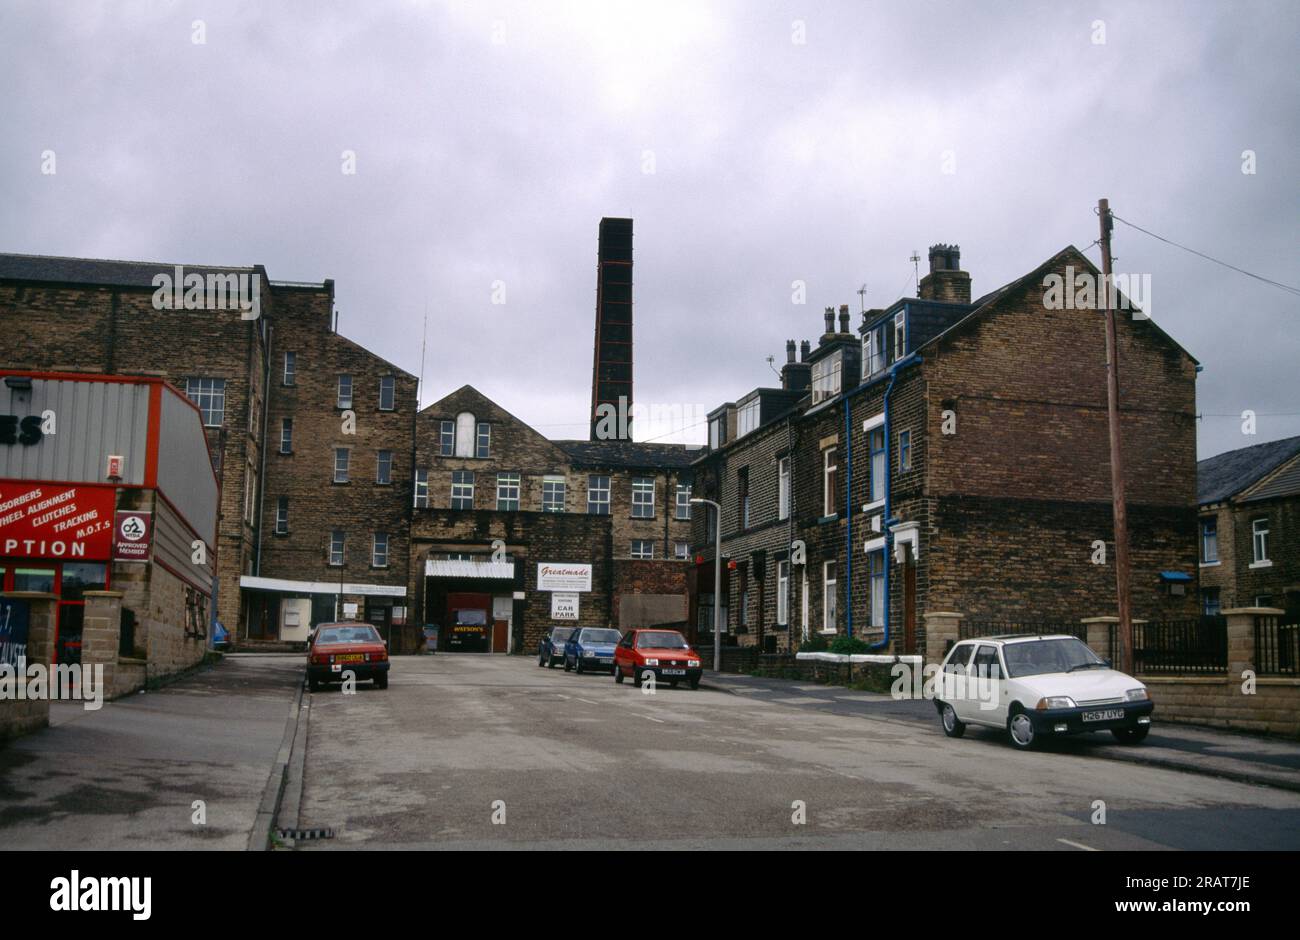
[838,304,851,334]
[822,306,835,335]
[918,243,971,305]
[782,338,811,391]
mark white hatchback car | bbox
[935,634,1153,750]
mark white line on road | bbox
[576,698,600,705]
[1057,837,1098,851]
[641,715,666,723]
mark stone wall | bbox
[0,593,56,742]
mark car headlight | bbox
[643,658,659,666]
[583,649,597,657]
[688,659,700,668]
[1036,696,1077,710]
[1125,688,1149,701]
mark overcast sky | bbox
[2,0,1296,458]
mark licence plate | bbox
[335,654,365,663]
[661,668,686,676]
[1082,708,1125,722]
[599,657,613,664]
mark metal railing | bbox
[959,621,1084,641]
[1117,616,1227,676]
[1254,616,1299,677]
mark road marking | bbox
[641,715,666,723]
[576,698,600,705]
[1056,837,1098,851]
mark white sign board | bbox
[343,602,359,617]
[537,563,592,592]
[551,593,579,620]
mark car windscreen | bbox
[317,625,381,645]
[636,631,687,649]
[581,629,621,644]
[551,628,574,643]
[1002,638,1105,678]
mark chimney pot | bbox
[800,339,811,361]
[786,340,796,363]
[823,307,835,333]
[838,304,850,333]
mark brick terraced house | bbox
[691,244,1201,656]
[1197,435,1300,620]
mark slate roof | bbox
[0,252,256,288]
[555,439,700,469]
[1197,435,1300,504]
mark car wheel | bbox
[575,657,585,675]
[614,664,624,684]
[308,677,320,692]
[669,679,679,688]
[1007,709,1037,750]
[547,656,558,668]
[563,656,573,672]
[538,653,545,667]
[939,702,966,738]
[688,676,700,690]
[633,669,643,688]
[1112,725,1150,745]
[374,673,388,690]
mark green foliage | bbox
[828,634,870,655]
[800,632,829,652]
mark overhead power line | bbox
[1108,211,1300,297]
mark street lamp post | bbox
[690,497,723,673]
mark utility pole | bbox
[1098,197,1133,674]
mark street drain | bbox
[278,827,335,841]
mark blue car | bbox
[538,626,575,669]
[564,627,623,674]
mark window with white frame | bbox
[631,477,655,518]
[333,448,350,483]
[868,427,886,503]
[282,351,295,386]
[868,549,885,627]
[1202,587,1221,616]
[778,456,790,520]
[674,541,690,560]
[777,559,789,625]
[186,378,226,427]
[372,532,389,567]
[1252,517,1270,564]
[337,374,353,409]
[275,496,288,535]
[737,398,760,438]
[378,376,395,411]
[451,471,474,509]
[439,420,454,456]
[630,540,655,559]
[329,530,345,566]
[892,311,906,362]
[542,475,566,512]
[822,561,837,631]
[709,415,726,449]
[280,418,292,454]
[496,472,520,511]
[476,422,491,458]
[823,446,838,517]
[811,351,842,404]
[898,429,912,473]
[675,484,691,520]
[1201,517,1218,563]
[863,329,885,378]
[413,469,429,508]
[587,475,610,514]
[376,450,392,485]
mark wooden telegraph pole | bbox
[1098,197,1133,674]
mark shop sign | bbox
[537,563,592,592]
[112,510,152,561]
[0,483,116,560]
[551,593,579,620]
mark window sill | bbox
[818,629,838,635]
[1199,560,1221,568]
[817,514,839,525]
[1249,560,1274,569]
[861,499,885,514]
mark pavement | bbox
[0,653,303,849]
[295,654,1300,850]
[703,671,1300,792]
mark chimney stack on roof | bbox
[918,243,971,305]
[838,304,851,334]
[823,306,835,335]
[800,339,811,361]
[782,338,812,392]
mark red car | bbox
[613,628,702,689]
[307,622,390,691]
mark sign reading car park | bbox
[537,563,591,592]
[551,593,579,620]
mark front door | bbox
[491,619,509,653]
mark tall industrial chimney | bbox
[590,217,634,440]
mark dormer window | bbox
[737,398,760,438]
[709,415,727,449]
[811,351,842,404]
[892,312,906,363]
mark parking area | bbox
[297,653,1300,849]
